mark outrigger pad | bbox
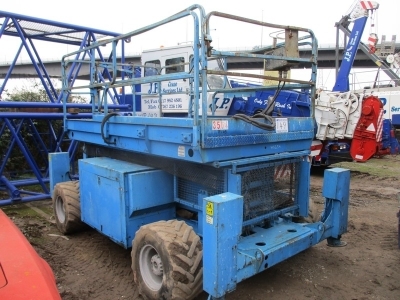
[327,236,347,247]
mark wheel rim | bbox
[139,244,163,291]
[55,195,66,223]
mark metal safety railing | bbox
[1,4,319,205]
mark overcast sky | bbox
[0,0,399,90]
[1,0,397,44]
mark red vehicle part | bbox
[0,209,61,300]
[350,95,385,162]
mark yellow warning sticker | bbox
[206,201,213,216]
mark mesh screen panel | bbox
[241,162,298,221]
[86,145,299,222]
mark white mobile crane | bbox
[314,0,398,163]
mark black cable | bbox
[100,112,120,144]
[231,113,275,130]
[232,81,286,130]
[260,81,285,116]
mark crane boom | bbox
[332,1,379,92]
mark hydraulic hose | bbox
[100,112,120,144]
[232,81,285,130]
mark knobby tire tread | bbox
[132,220,203,300]
[53,181,85,234]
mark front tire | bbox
[52,181,85,234]
[132,220,203,300]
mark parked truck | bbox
[49,5,350,299]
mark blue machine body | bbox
[202,167,349,298]
[79,157,175,248]
[393,114,400,129]
[65,114,314,164]
[48,4,350,299]
[228,80,311,117]
[382,119,400,154]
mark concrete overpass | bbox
[0,9,398,82]
[1,44,399,80]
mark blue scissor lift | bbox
[47,4,349,299]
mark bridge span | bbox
[1,44,399,80]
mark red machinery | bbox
[350,95,390,162]
[0,209,61,300]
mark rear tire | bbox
[132,220,203,300]
[52,181,85,234]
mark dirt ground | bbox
[2,155,400,300]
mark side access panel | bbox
[79,157,175,248]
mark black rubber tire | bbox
[132,220,203,300]
[52,181,85,234]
